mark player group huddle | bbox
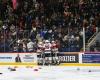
[37,40,59,65]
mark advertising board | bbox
[58,53,79,63]
[0,53,37,63]
[85,52,100,54]
[82,54,100,63]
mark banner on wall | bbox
[58,53,79,63]
[37,52,79,63]
[85,52,100,54]
[0,53,37,63]
[82,54,100,63]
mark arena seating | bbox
[0,0,99,52]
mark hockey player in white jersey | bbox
[44,40,52,53]
[37,41,44,53]
[51,40,59,65]
[37,41,45,65]
[51,40,58,55]
[44,40,52,65]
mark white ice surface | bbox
[0,66,100,80]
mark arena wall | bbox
[0,52,100,66]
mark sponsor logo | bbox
[23,55,34,59]
[59,56,76,62]
[58,54,79,63]
[0,53,37,63]
[37,53,79,63]
[85,52,100,54]
[0,57,12,59]
[82,54,100,63]
[23,54,34,62]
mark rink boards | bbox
[0,52,100,66]
[0,63,100,66]
[0,53,37,65]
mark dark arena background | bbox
[0,0,100,80]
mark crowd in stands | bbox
[90,40,100,51]
[0,0,99,52]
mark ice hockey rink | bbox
[0,65,100,80]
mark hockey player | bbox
[51,41,58,53]
[37,41,44,53]
[37,41,45,65]
[44,40,52,65]
[51,40,59,65]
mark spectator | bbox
[0,0,99,52]
[15,54,22,62]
